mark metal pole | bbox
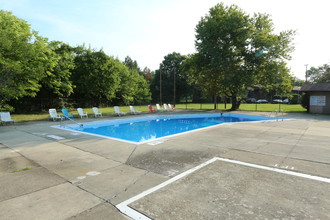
[160,65,162,105]
[305,64,308,82]
[173,68,176,107]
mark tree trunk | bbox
[214,95,217,110]
[230,95,240,110]
[224,96,227,109]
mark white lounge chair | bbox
[156,104,164,112]
[129,106,142,115]
[114,106,127,116]
[163,104,170,111]
[49,109,63,121]
[92,107,102,117]
[77,108,88,119]
[168,104,175,111]
[0,112,15,125]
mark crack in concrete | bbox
[108,170,150,202]
[279,120,315,166]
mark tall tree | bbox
[186,3,294,110]
[143,67,152,82]
[122,56,151,104]
[9,41,75,112]
[0,11,57,110]
[292,76,305,86]
[71,47,121,106]
[307,63,330,83]
[151,52,190,104]
[41,41,75,98]
[124,56,140,73]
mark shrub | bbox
[300,93,309,111]
[291,94,301,104]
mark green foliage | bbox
[307,63,330,83]
[301,93,309,110]
[185,3,295,110]
[124,56,140,73]
[151,52,193,104]
[134,73,152,104]
[0,11,56,110]
[71,47,121,106]
[1,11,153,112]
[123,56,151,104]
[273,95,282,99]
[292,76,305,86]
[13,167,31,173]
[291,94,301,104]
[114,64,138,105]
[174,103,306,112]
[42,41,75,97]
[72,49,151,107]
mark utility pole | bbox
[173,68,176,107]
[305,64,308,82]
[159,64,162,105]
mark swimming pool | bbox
[53,113,273,144]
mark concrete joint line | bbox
[116,157,330,220]
[110,170,150,202]
[125,145,138,165]
[281,121,312,164]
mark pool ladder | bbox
[269,109,284,121]
[60,115,84,127]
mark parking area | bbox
[0,111,330,219]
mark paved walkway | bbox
[0,111,329,219]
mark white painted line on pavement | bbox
[116,157,330,220]
[47,135,65,140]
[217,157,330,183]
[116,157,218,220]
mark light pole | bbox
[159,64,162,105]
[305,64,308,82]
[173,68,176,107]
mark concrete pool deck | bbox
[0,111,330,219]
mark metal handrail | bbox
[269,109,284,121]
[60,115,83,127]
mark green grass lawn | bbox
[175,103,306,113]
[8,104,306,123]
[10,106,150,123]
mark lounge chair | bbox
[77,108,88,119]
[61,108,74,120]
[0,112,15,125]
[129,106,142,115]
[92,107,102,117]
[163,104,170,111]
[114,106,127,116]
[156,104,164,112]
[148,105,156,112]
[49,109,63,121]
[168,104,175,111]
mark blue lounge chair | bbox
[61,108,74,120]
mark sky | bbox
[1,0,330,80]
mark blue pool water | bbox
[54,113,272,144]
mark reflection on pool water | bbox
[53,113,273,144]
